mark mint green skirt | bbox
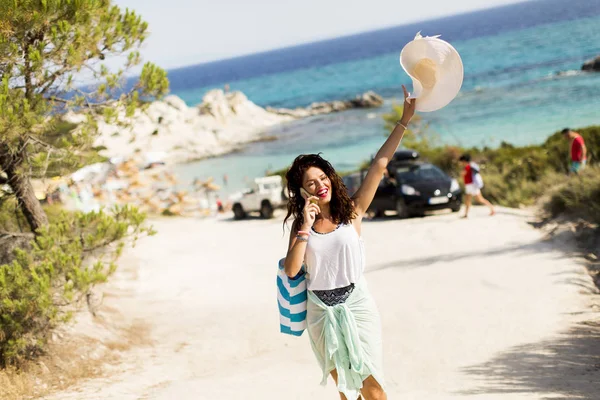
[306,279,385,400]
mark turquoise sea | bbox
[168,0,600,195]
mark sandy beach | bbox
[41,206,600,400]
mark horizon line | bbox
[165,0,535,72]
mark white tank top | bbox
[304,223,365,291]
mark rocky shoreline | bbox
[48,89,384,216]
[67,89,384,165]
[266,91,383,118]
[582,55,600,72]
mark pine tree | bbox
[0,0,169,232]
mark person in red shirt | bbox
[459,154,495,218]
[562,128,587,173]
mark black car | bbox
[343,150,462,218]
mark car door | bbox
[370,175,397,212]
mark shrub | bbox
[0,206,154,367]
[543,167,600,224]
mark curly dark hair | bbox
[283,153,356,231]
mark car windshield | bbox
[260,182,280,190]
[396,164,446,183]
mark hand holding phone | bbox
[300,187,320,226]
[300,188,318,204]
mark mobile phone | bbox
[300,187,311,199]
[300,188,318,205]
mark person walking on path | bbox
[459,154,495,218]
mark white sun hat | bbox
[400,32,464,112]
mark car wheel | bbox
[233,203,246,220]
[260,201,274,219]
[395,198,409,219]
[451,202,462,213]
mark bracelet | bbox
[295,235,308,242]
[297,230,310,236]
[396,120,408,130]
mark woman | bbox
[458,153,495,218]
[283,86,416,400]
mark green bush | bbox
[0,206,154,367]
[380,104,600,207]
[543,167,600,224]
[0,199,64,234]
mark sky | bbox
[113,0,528,70]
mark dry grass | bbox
[0,319,153,400]
[542,166,600,224]
[0,335,111,400]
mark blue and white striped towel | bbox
[277,258,307,336]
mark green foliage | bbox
[543,167,600,224]
[0,197,63,233]
[0,0,169,144]
[481,170,569,207]
[0,205,155,366]
[0,0,169,232]
[379,105,599,207]
[26,120,108,179]
[542,125,600,168]
[0,1,165,366]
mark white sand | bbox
[44,206,600,400]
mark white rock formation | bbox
[63,89,384,165]
[65,90,293,164]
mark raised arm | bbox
[353,85,416,217]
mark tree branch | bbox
[39,64,70,95]
[26,135,59,151]
[72,88,119,109]
[47,96,69,104]
[40,44,110,97]
[0,230,33,239]
[22,29,45,100]
[23,49,33,101]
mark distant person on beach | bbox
[223,174,228,187]
[282,85,416,400]
[459,154,495,218]
[193,177,202,189]
[224,83,230,93]
[562,128,587,174]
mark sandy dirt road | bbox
[44,207,600,400]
